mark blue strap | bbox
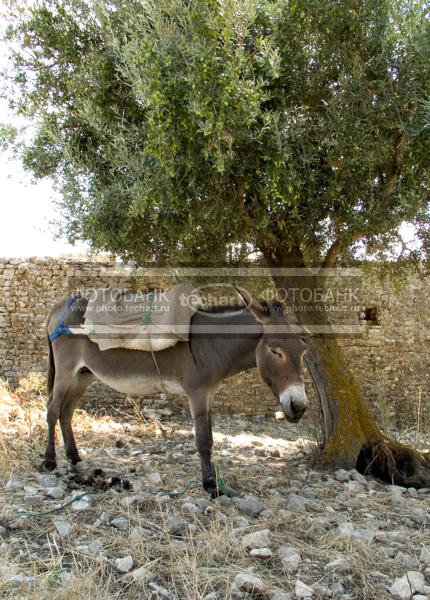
[49,296,80,343]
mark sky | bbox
[0,147,90,259]
[0,20,89,260]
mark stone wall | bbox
[0,258,428,428]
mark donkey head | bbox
[236,287,309,423]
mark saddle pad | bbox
[83,283,200,352]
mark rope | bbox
[17,492,94,518]
[141,291,169,395]
[16,478,205,518]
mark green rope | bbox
[16,465,230,518]
[16,479,203,519]
[142,291,155,326]
[17,492,94,518]
[214,464,231,497]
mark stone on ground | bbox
[234,573,267,595]
[250,547,273,560]
[115,555,133,573]
[238,496,265,517]
[388,571,425,599]
[242,529,272,550]
[295,580,314,598]
[278,545,301,572]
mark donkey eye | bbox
[269,346,283,358]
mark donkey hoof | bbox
[203,477,224,498]
[67,451,82,465]
[43,458,57,471]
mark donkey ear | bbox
[234,285,269,323]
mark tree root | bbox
[356,439,430,488]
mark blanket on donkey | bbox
[83,283,200,352]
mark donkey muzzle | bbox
[280,384,308,422]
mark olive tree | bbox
[3,0,430,484]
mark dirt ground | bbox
[0,377,429,600]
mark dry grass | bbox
[0,376,429,599]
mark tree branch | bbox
[381,133,404,201]
[320,238,344,270]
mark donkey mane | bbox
[199,300,284,316]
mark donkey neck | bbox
[190,308,262,379]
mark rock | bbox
[115,555,133,573]
[349,470,367,484]
[59,571,74,586]
[54,520,74,539]
[0,526,7,537]
[46,486,65,499]
[238,496,265,517]
[203,593,218,600]
[344,481,365,494]
[269,590,293,600]
[335,469,350,482]
[218,495,233,509]
[337,523,354,539]
[330,582,345,596]
[148,581,175,599]
[278,545,301,572]
[306,517,330,539]
[4,574,35,587]
[395,552,416,569]
[37,474,57,488]
[111,517,130,530]
[147,472,163,486]
[295,580,314,598]
[242,529,272,550]
[250,548,273,560]
[195,497,211,511]
[87,539,104,555]
[182,502,201,516]
[420,547,430,564]
[352,528,375,544]
[24,494,43,505]
[324,557,351,573]
[264,477,278,488]
[233,516,250,528]
[5,479,24,491]
[388,571,425,599]
[166,515,188,535]
[234,573,267,594]
[313,585,333,598]
[369,571,390,584]
[127,565,154,586]
[287,493,307,513]
[71,491,93,511]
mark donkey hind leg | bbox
[189,396,220,497]
[44,374,91,470]
[60,374,93,464]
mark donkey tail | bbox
[47,332,55,396]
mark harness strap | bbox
[142,291,169,395]
[49,296,80,343]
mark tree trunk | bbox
[263,244,430,487]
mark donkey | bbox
[44,288,308,496]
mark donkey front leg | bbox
[189,397,219,496]
[194,413,219,496]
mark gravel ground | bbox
[0,380,429,600]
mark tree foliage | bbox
[3,0,430,264]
